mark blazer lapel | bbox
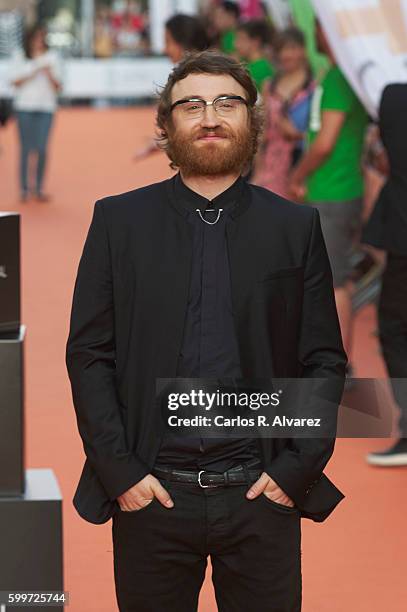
[156,180,194,375]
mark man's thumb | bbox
[153,483,174,508]
[246,472,269,499]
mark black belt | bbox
[152,459,263,489]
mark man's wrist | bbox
[95,454,151,501]
[262,462,309,508]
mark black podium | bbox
[0,213,64,611]
[0,212,20,337]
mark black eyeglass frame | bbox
[169,94,249,114]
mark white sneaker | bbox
[366,439,407,466]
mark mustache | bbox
[194,128,231,139]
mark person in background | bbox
[212,0,240,56]
[239,0,271,20]
[288,21,368,376]
[133,14,210,160]
[0,97,14,157]
[113,9,143,56]
[9,23,62,203]
[138,14,151,56]
[164,13,211,64]
[252,28,314,199]
[111,1,144,36]
[235,18,276,92]
[94,5,114,58]
[363,84,407,466]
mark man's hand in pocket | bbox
[117,474,174,511]
[246,471,294,507]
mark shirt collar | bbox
[166,171,252,219]
[174,171,245,215]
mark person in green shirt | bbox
[212,1,240,55]
[235,18,276,92]
[289,21,369,371]
[304,66,368,203]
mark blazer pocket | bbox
[258,266,304,283]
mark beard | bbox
[166,122,253,177]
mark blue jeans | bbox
[16,110,54,194]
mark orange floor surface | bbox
[0,108,406,611]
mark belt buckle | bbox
[198,469,211,488]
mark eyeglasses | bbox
[170,95,249,117]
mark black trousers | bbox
[111,475,302,612]
[378,253,407,436]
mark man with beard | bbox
[66,51,346,611]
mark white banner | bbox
[0,57,172,98]
[311,0,407,117]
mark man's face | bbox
[213,7,236,32]
[31,29,47,54]
[235,30,254,60]
[166,72,252,177]
[278,42,306,73]
[164,28,183,64]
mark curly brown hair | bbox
[155,50,264,171]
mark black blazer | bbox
[363,83,407,256]
[66,173,347,525]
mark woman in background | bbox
[252,28,314,199]
[133,13,210,160]
[9,24,62,202]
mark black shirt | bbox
[154,171,261,472]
